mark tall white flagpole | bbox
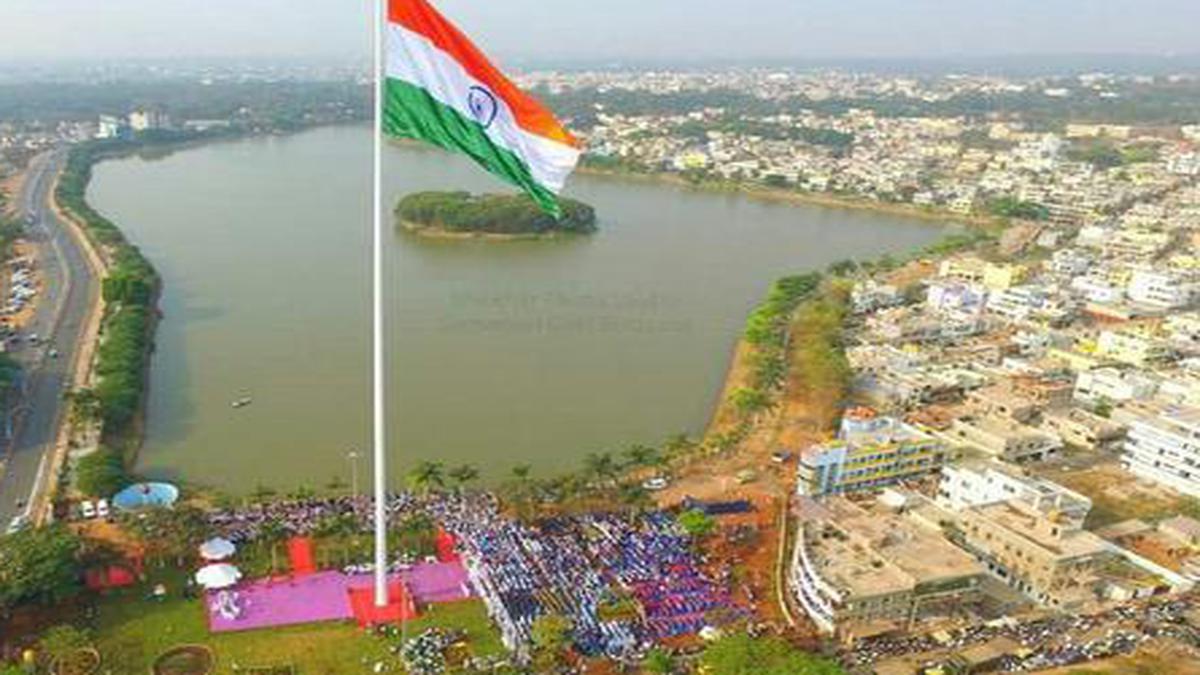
[372,0,389,608]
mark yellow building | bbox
[797,409,946,496]
[982,262,1028,291]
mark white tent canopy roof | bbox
[198,537,237,561]
[195,563,242,589]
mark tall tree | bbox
[583,452,619,486]
[623,444,660,469]
[0,526,82,614]
[406,461,446,494]
[447,463,480,494]
[258,518,289,574]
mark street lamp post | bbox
[347,449,360,498]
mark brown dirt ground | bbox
[1037,460,1197,529]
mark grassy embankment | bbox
[54,137,171,495]
[707,227,995,450]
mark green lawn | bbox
[88,567,505,674]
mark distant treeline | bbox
[0,80,369,127]
[537,81,1200,130]
[56,137,163,439]
[396,191,597,235]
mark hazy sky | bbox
[0,0,1197,64]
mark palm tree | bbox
[288,484,317,501]
[730,387,774,418]
[617,482,651,512]
[583,452,619,487]
[705,432,734,454]
[324,475,348,494]
[406,460,445,494]
[311,515,341,568]
[250,483,277,504]
[258,518,289,574]
[394,514,434,557]
[511,463,532,482]
[663,433,697,459]
[623,444,660,469]
[447,463,480,494]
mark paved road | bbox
[0,149,99,528]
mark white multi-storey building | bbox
[1070,275,1123,304]
[1126,268,1197,310]
[937,460,1092,528]
[1119,406,1200,498]
[926,280,987,316]
[1074,367,1159,404]
[986,285,1046,321]
[1096,330,1172,367]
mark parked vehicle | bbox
[642,476,670,491]
[6,515,28,535]
[96,499,110,519]
[80,500,96,519]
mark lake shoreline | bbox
[578,165,998,228]
[397,220,584,242]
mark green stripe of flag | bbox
[383,78,561,216]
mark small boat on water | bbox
[231,396,253,409]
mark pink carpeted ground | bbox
[206,561,472,633]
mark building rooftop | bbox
[970,500,1109,559]
[802,497,982,600]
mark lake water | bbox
[87,125,948,492]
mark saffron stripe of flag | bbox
[384,0,581,214]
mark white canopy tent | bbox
[195,563,242,590]
[198,537,237,561]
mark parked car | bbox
[641,476,670,491]
[96,499,110,519]
[5,515,28,535]
[80,500,96,519]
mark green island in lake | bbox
[395,190,597,239]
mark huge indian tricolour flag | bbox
[384,0,581,215]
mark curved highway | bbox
[0,149,100,528]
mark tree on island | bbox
[396,191,597,236]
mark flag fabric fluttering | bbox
[384,0,581,215]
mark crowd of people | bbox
[206,493,417,544]
[846,597,1199,670]
[439,501,737,659]
[204,492,736,659]
[581,512,741,640]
